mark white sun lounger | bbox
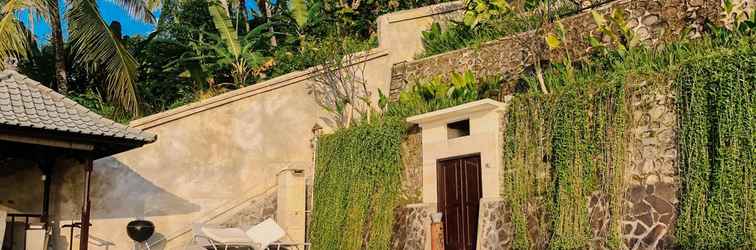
[189,223,252,250]
[187,219,287,250]
[245,219,286,250]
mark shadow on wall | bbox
[89,158,200,219]
[0,158,43,212]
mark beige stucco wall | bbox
[377,1,464,63]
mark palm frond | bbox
[289,0,308,27]
[110,0,157,23]
[0,0,48,63]
[208,0,241,57]
[68,0,140,115]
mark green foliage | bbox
[419,12,542,58]
[675,49,755,249]
[206,1,273,86]
[130,38,198,114]
[720,0,756,32]
[289,0,309,27]
[312,118,405,250]
[463,0,511,28]
[386,71,502,118]
[9,0,454,120]
[68,88,129,123]
[589,9,640,57]
[421,0,617,58]
[420,0,590,59]
[504,80,627,249]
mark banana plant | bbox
[289,0,308,27]
[205,1,273,87]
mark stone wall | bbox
[389,0,721,99]
[399,126,423,204]
[621,84,678,250]
[390,204,432,250]
[478,199,513,250]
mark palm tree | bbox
[0,0,159,116]
[256,0,277,46]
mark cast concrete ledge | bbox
[480,197,506,203]
[405,203,433,209]
[381,1,464,24]
[129,50,389,129]
[406,98,507,125]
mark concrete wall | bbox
[377,1,464,63]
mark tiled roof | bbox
[0,69,156,143]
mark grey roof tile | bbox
[0,70,156,143]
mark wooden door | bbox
[437,155,482,250]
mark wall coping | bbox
[381,1,464,24]
[129,50,389,130]
[406,98,507,125]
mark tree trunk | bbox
[260,0,277,47]
[50,2,68,94]
[239,0,249,32]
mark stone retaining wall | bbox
[621,83,678,250]
[389,0,721,99]
[478,199,513,250]
[391,204,433,250]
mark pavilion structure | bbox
[0,64,156,250]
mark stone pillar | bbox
[276,169,306,245]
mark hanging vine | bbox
[675,51,755,249]
[311,118,405,250]
[503,80,627,249]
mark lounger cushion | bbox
[201,227,250,244]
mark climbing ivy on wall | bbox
[503,81,627,249]
[311,118,405,250]
[675,50,755,249]
[503,32,755,249]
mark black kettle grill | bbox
[127,220,155,249]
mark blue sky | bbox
[21,0,157,43]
